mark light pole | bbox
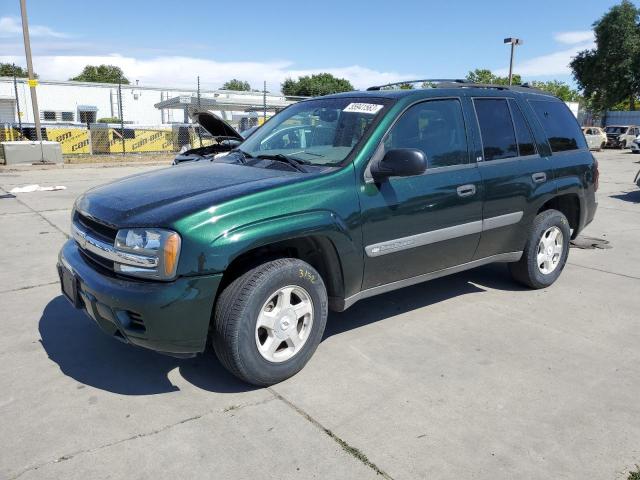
[504,37,523,85]
[19,0,44,162]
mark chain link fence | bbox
[1,76,288,163]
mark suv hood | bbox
[192,111,243,141]
[75,162,302,227]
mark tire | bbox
[509,209,571,289]
[212,258,328,386]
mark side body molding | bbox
[365,211,523,257]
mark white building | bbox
[0,77,298,127]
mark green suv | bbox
[58,80,598,386]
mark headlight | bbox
[114,228,181,280]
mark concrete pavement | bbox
[1,151,639,479]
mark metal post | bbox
[508,43,515,86]
[19,0,44,162]
[12,65,23,138]
[263,81,267,123]
[118,79,125,155]
[504,37,523,86]
[196,76,202,147]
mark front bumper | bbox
[605,137,622,148]
[58,240,222,355]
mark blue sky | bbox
[0,0,630,91]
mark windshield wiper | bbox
[228,148,254,164]
[255,154,308,173]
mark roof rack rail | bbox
[366,79,549,94]
[366,79,468,91]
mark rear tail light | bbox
[593,155,599,191]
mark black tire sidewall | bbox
[525,210,571,288]
[232,260,327,385]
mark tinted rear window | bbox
[508,99,536,157]
[474,98,518,161]
[529,100,586,152]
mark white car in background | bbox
[582,127,607,151]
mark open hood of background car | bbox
[191,111,243,141]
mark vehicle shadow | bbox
[39,263,522,396]
[610,190,640,204]
[325,263,524,338]
[38,296,254,396]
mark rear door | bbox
[358,97,482,289]
[470,96,554,259]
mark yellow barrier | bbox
[0,125,25,142]
[1,124,223,154]
[46,127,90,154]
[90,126,174,154]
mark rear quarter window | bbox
[529,100,587,153]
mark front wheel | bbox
[509,209,571,289]
[212,258,328,386]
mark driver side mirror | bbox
[371,148,427,181]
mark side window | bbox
[474,98,517,161]
[529,100,587,152]
[508,99,536,156]
[385,99,468,168]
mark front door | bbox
[358,98,482,290]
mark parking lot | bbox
[1,150,639,480]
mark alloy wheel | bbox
[255,285,314,363]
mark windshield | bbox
[606,126,628,134]
[238,97,391,166]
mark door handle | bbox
[532,172,547,183]
[456,184,476,197]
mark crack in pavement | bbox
[0,281,59,295]
[7,396,276,480]
[0,187,69,240]
[568,261,640,281]
[268,387,394,479]
[0,208,71,217]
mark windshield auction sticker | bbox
[343,103,384,114]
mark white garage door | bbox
[0,99,16,123]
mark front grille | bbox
[74,211,118,273]
[75,211,117,243]
[79,247,115,273]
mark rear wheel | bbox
[509,209,571,289]
[212,258,328,386]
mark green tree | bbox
[529,80,581,102]
[281,73,353,96]
[222,79,251,91]
[70,65,129,84]
[0,63,36,78]
[571,0,640,111]
[466,68,521,85]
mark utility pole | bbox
[263,81,267,124]
[196,76,202,147]
[504,37,523,85]
[118,78,125,155]
[12,64,23,138]
[19,0,44,161]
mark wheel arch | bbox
[210,211,361,311]
[537,193,581,238]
